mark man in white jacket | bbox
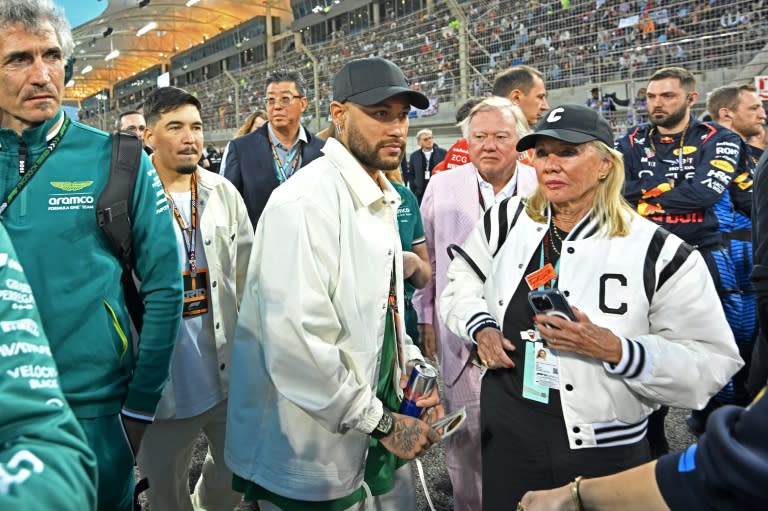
[225,57,442,511]
[136,86,253,511]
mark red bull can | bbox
[399,363,437,417]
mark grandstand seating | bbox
[80,0,768,142]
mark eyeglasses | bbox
[264,95,303,108]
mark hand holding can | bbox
[399,363,438,417]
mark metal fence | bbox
[80,0,768,140]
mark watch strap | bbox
[371,408,394,439]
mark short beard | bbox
[736,122,763,139]
[650,102,688,129]
[176,164,197,175]
[346,122,404,171]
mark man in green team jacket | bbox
[0,1,183,510]
[0,222,97,510]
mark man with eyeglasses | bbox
[222,69,325,227]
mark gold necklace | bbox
[549,221,562,256]
[649,124,688,169]
[550,221,565,243]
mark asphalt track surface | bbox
[139,407,696,510]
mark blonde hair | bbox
[459,96,530,139]
[525,141,635,237]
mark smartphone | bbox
[527,288,577,322]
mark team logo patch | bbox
[49,181,94,192]
[710,159,735,173]
[734,173,753,190]
[47,181,96,212]
[672,146,697,156]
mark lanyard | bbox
[165,173,198,276]
[0,115,71,216]
[387,262,405,372]
[270,140,302,184]
[477,180,486,211]
[649,124,688,172]
[538,230,561,290]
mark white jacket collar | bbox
[322,137,401,208]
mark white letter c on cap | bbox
[547,107,565,123]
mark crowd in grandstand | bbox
[4,0,768,510]
[78,0,768,134]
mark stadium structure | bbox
[65,0,768,146]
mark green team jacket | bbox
[0,111,182,420]
[0,222,97,509]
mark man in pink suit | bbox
[413,97,535,510]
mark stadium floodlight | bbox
[81,64,93,74]
[185,0,200,6]
[105,49,120,61]
[137,21,157,37]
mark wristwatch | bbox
[371,408,395,439]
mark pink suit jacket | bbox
[413,162,536,387]
[413,163,485,387]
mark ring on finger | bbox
[481,359,489,367]
[516,503,525,511]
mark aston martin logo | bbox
[49,181,94,192]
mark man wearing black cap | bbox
[587,87,601,111]
[225,57,443,511]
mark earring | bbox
[599,174,607,180]
[334,123,343,136]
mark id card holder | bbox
[182,268,209,317]
[525,263,558,290]
[533,341,560,388]
[521,330,549,403]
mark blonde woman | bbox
[440,105,742,509]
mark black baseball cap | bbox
[516,104,614,151]
[333,57,429,110]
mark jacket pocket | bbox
[104,299,129,360]
[214,224,238,276]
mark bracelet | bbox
[570,476,585,511]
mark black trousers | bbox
[480,374,651,510]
